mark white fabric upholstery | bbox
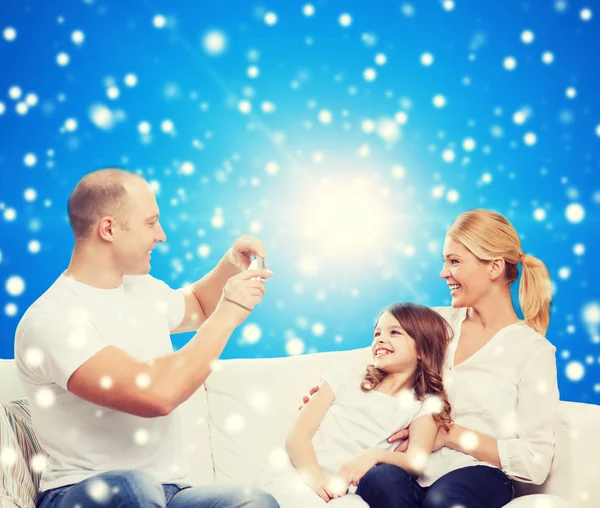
[1,351,599,507]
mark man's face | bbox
[112,179,166,275]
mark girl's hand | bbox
[337,449,381,487]
[432,426,450,452]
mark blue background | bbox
[0,0,598,404]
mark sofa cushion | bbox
[0,401,36,508]
[204,347,371,484]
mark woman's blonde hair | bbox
[447,209,552,335]
[361,302,454,431]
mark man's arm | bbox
[172,235,268,334]
[67,268,270,418]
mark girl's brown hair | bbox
[361,302,454,431]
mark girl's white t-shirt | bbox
[418,306,559,487]
[309,366,438,476]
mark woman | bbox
[303,210,559,508]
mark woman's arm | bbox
[376,414,439,476]
[285,380,335,483]
[444,346,559,484]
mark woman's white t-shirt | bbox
[418,306,559,487]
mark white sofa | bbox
[1,347,598,507]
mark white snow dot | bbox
[395,111,408,124]
[89,104,114,130]
[261,101,276,113]
[124,73,138,87]
[583,302,600,326]
[65,118,78,132]
[362,119,376,133]
[565,203,585,223]
[524,132,537,146]
[100,376,113,389]
[542,51,554,64]
[558,267,571,280]
[197,244,211,258]
[153,15,167,29]
[3,208,16,221]
[503,56,517,71]
[573,243,585,256]
[442,0,455,11]
[238,100,252,114]
[521,30,534,44]
[248,390,271,413]
[459,430,480,450]
[392,165,406,179]
[203,30,227,55]
[311,322,325,336]
[9,86,22,100]
[0,447,18,467]
[28,240,41,254]
[462,137,476,151]
[0,102,5,115]
[339,13,352,27]
[106,86,119,100]
[264,12,278,26]
[134,429,150,445]
[265,161,279,175]
[247,66,259,78]
[565,87,577,99]
[580,8,592,21]
[161,119,175,133]
[566,361,584,381]
[533,208,546,221]
[421,52,434,66]
[513,110,527,125]
[25,93,38,106]
[138,121,151,134]
[31,454,48,473]
[211,214,225,229]
[363,68,377,81]
[318,109,332,124]
[5,303,17,317]
[71,30,85,45]
[3,27,17,41]
[596,124,600,137]
[303,4,315,17]
[446,189,460,203]
[24,188,37,202]
[180,161,195,175]
[442,149,455,163]
[225,413,245,433]
[23,153,37,167]
[433,94,446,108]
[242,323,262,344]
[136,373,151,389]
[56,52,70,66]
[375,53,387,65]
[286,337,305,356]
[35,388,55,408]
[24,347,45,368]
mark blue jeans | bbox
[37,469,279,508]
[356,464,513,508]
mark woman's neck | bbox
[467,288,520,330]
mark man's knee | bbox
[239,487,279,508]
[65,469,166,507]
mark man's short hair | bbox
[67,169,142,239]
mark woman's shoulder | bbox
[509,321,557,355]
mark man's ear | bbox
[489,257,505,281]
[98,216,117,242]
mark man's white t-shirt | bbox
[14,273,188,492]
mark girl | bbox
[256,302,453,507]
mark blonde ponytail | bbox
[519,253,552,335]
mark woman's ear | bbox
[489,257,505,281]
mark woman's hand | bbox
[306,472,347,502]
[337,449,381,487]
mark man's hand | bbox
[337,449,380,487]
[298,385,320,411]
[214,268,271,328]
[227,235,267,272]
[388,427,410,453]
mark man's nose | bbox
[156,223,167,243]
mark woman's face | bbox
[440,235,491,308]
[371,312,419,374]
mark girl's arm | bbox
[376,414,439,476]
[285,380,335,483]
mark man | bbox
[14,169,278,508]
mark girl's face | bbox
[440,235,491,308]
[371,312,420,373]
